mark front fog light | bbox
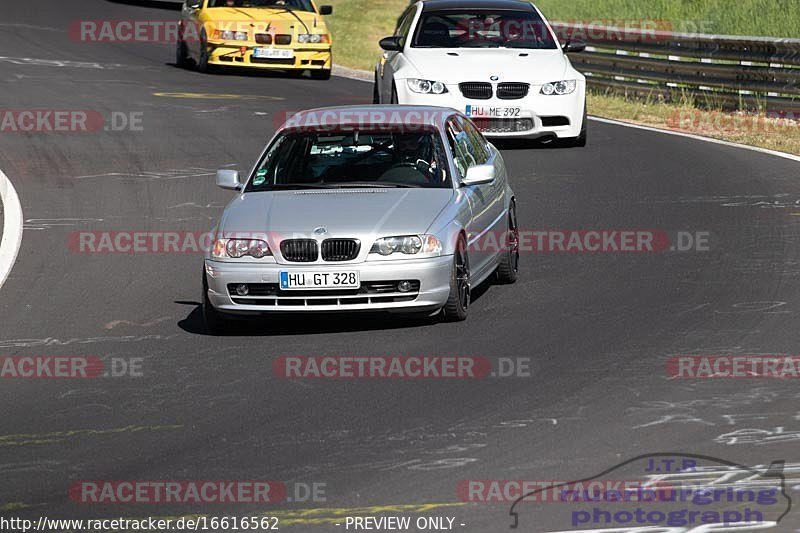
[397,281,413,292]
[235,284,249,296]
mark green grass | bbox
[533,0,800,38]
[326,0,409,71]
[325,0,800,70]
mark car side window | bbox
[395,6,416,46]
[446,119,476,179]
[457,117,490,165]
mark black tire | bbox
[176,38,189,68]
[373,73,380,104]
[197,34,211,73]
[202,272,231,334]
[311,68,331,80]
[496,201,519,284]
[560,103,587,147]
[441,235,470,322]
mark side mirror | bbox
[319,5,333,15]
[216,169,241,190]
[186,0,202,9]
[462,164,495,186]
[379,36,403,52]
[562,40,586,53]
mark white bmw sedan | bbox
[374,0,587,146]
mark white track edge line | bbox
[588,116,800,163]
[0,168,24,291]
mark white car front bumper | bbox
[395,79,585,139]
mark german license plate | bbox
[253,48,294,59]
[466,105,522,118]
[280,271,360,290]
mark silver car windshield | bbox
[246,128,452,191]
[412,10,557,50]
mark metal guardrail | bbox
[551,23,800,112]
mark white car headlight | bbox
[370,235,442,256]
[216,29,248,41]
[540,80,577,95]
[298,33,328,44]
[407,79,448,95]
[212,239,271,259]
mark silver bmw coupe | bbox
[203,105,518,332]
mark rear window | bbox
[413,9,557,49]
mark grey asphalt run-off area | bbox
[1,0,800,532]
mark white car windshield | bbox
[412,10,558,49]
[246,128,453,191]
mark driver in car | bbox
[385,133,445,184]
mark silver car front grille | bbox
[321,239,360,262]
[280,239,318,262]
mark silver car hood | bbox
[219,188,455,239]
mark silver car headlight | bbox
[540,80,577,95]
[212,239,271,259]
[407,79,448,95]
[370,235,442,256]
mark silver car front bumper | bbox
[204,255,453,314]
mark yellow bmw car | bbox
[177,0,333,79]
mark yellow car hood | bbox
[205,7,322,33]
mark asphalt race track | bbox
[2,1,800,532]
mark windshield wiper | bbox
[329,183,420,189]
[261,183,334,190]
